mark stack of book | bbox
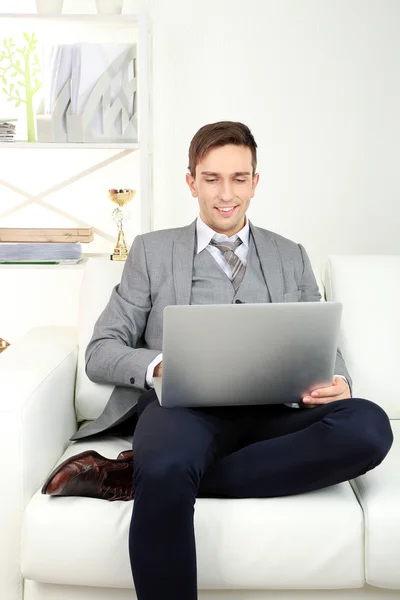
[0,227,94,264]
[0,118,17,142]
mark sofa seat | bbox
[351,420,400,590]
[22,434,364,591]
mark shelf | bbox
[0,9,152,234]
[0,14,139,23]
[0,258,88,269]
[0,142,140,149]
[0,255,112,269]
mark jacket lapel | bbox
[249,222,284,303]
[172,220,197,305]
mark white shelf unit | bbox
[0,142,140,149]
[0,14,139,22]
[0,11,153,234]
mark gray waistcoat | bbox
[191,234,271,304]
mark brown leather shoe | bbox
[117,450,133,461]
[41,450,134,501]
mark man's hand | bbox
[302,376,351,407]
[153,361,163,377]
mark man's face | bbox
[186,144,259,237]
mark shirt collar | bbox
[196,215,250,254]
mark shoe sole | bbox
[117,450,133,460]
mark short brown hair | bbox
[188,121,258,177]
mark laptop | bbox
[153,301,342,408]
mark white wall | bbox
[149,0,400,264]
[1,0,399,264]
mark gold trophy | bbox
[108,188,136,261]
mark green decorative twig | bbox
[3,39,24,76]
[0,32,42,141]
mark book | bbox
[0,259,83,265]
[0,119,17,142]
[0,227,94,243]
[0,242,82,261]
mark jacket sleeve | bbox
[298,243,353,396]
[85,235,161,391]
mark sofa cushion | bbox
[351,420,400,590]
[324,255,400,419]
[22,436,363,590]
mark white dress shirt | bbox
[196,216,250,277]
[145,216,347,398]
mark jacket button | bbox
[130,377,135,385]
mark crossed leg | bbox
[199,398,393,498]
[129,392,393,600]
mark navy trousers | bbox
[129,392,393,600]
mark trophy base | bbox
[110,230,130,261]
[110,253,128,261]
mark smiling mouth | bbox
[215,206,237,216]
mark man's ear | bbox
[251,173,260,197]
[186,173,198,198]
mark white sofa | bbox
[0,255,399,600]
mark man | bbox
[50,122,393,600]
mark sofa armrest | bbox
[0,326,78,600]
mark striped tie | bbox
[209,238,246,292]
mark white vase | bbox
[95,0,123,14]
[35,0,64,13]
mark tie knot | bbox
[209,237,246,292]
[209,238,243,253]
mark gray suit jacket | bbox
[71,220,352,440]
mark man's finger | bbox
[310,385,337,398]
[302,395,332,405]
[308,377,347,399]
[301,385,336,400]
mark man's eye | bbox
[205,178,245,183]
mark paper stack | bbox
[0,242,83,264]
[0,118,17,142]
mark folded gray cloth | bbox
[70,386,141,440]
